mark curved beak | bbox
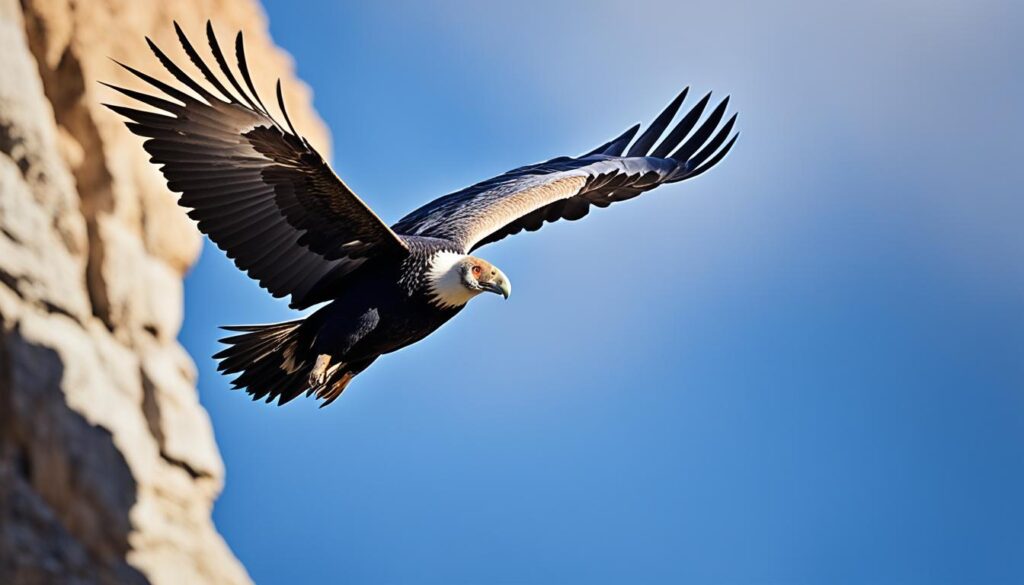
[481,272,511,299]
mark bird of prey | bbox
[105,23,739,407]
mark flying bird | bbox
[104,23,739,407]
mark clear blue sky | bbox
[178,1,1024,583]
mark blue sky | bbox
[178,1,1024,583]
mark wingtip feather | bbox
[626,86,691,157]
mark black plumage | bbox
[105,22,740,407]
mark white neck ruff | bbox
[426,251,480,308]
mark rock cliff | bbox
[0,1,329,582]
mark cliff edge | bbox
[0,0,329,582]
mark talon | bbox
[319,371,355,407]
[309,354,331,388]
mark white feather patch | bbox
[425,251,481,308]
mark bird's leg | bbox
[309,354,332,388]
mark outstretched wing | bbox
[392,88,738,252]
[104,22,409,309]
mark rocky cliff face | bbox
[0,1,329,582]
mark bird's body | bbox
[310,238,467,360]
[106,22,740,407]
[219,236,471,403]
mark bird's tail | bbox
[214,319,317,406]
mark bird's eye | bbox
[471,265,483,278]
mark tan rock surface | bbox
[0,0,330,582]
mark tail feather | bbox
[215,326,295,374]
[215,319,315,406]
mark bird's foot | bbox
[309,354,331,388]
[318,371,355,407]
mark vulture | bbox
[105,23,740,407]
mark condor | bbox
[105,22,739,407]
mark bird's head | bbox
[460,256,511,299]
[426,252,511,308]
